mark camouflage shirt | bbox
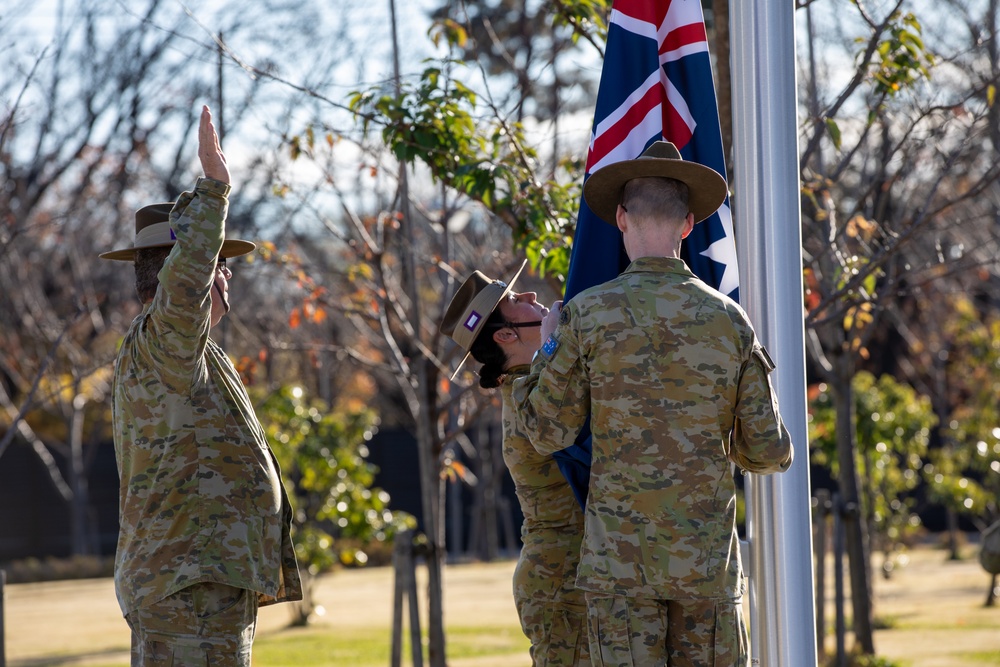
[511,256,793,601]
[502,366,585,605]
[503,366,590,666]
[111,178,301,615]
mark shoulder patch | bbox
[753,344,776,372]
[559,307,570,325]
[541,335,559,358]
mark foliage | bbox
[348,60,578,282]
[865,12,934,99]
[924,296,1000,529]
[257,385,414,576]
[551,0,611,41]
[429,0,609,123]
[800,1,998,649]
[809,371,937,548]
[802,7,943,343]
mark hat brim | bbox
[583,158,728,226]
[449,259,528,380]
[99,238,256,262]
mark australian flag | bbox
[551,0,739,507]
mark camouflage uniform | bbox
[110,179,302,654]
[502,366,590,666]
[511,256,793,666]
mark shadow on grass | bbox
[9,648,130,667]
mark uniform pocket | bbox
[711,601,749,667]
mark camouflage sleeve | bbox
[144,177,229,389]
[730,340,794,473]
[511,303,590,457]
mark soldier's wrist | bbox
[196,177,232,199]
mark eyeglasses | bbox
[216,257,232,278]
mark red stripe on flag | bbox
[588,83,663,167]
[614,0,669,28]
[662,100,693,150]
[660,22,707,56]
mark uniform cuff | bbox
[195,177,232,199]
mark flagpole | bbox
[728,1,818,666]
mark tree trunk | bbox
[711,0,732,171]
[69,393,93,556]
[419,385,447,667]
[833,364,876,654]
[946,507,961,560]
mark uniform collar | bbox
[624,256,693,277]
[504,364,532,378]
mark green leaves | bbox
[923,297,1000,521]
[809,372,937,543]
[868,12,935,97]
[258,385,415,574]
[824,117,842,151]
[349,63,579,283]
[551,0,611,42]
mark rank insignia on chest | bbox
[541,335,559,357]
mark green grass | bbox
[253,624,529,667]
[963,649,1000,664]
[254,627,391,666]
[14,624,529,667]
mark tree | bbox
[809,371,937,574]
[257,384,415,626]
[428,0,606,174]
[797,0,1000,654]
[922,295,1000,604]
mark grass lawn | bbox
[4,542,999,666]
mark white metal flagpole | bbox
[728,0,818,665]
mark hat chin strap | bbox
[214,280,231,313]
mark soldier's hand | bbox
[198,105,230,185]
[540,300,562,343]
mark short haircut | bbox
[134,246,172,303]
[621,177,690,225]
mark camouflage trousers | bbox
[513,524,589,666]
[585,593,749,667]
[515,595,591,666]
[126,582,258,667]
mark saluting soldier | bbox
[440,262,591,666]
[101,105,301,667]
[511,142,794,667]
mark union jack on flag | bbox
[552,0,738,505]
[565,0,738,302]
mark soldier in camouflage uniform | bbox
[100,106,301,667]
[511,142,794,667]
[440,262,591,666]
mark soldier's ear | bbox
[493,328,517,345]
[680,212,695,239]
